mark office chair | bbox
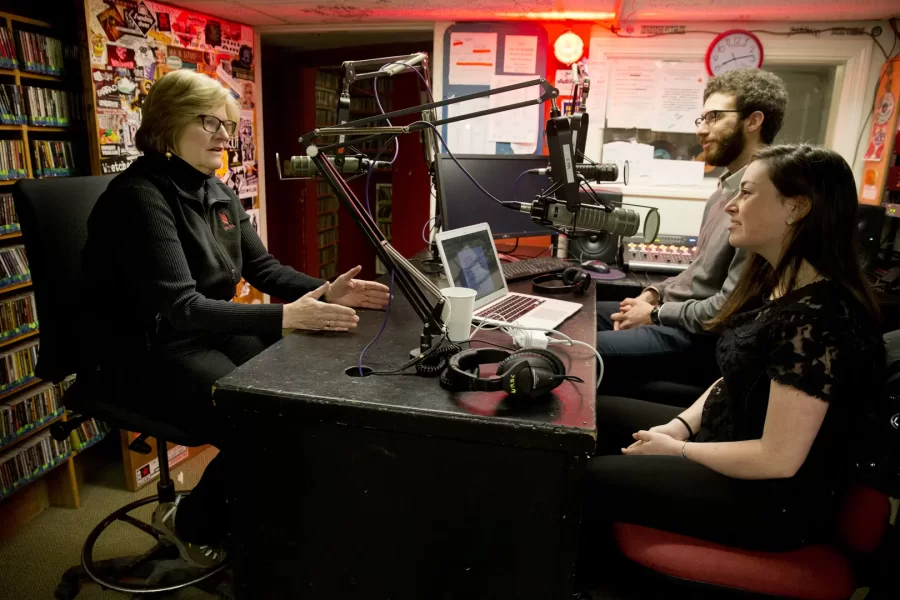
[13,177,229,598]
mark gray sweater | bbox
[650,167,750,335]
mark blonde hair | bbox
[135,70,239,155]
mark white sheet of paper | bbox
[449,32,497,86]
[652,62,707,134]
[601,141,654,184]
[606,59,658,129]
[503,35,538,75]
[583,60,609,126]
[487,75,540,144]
[650,159,706,186]
[445,96,494,154]
[555,69,575,94]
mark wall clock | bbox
[706,30,764,77]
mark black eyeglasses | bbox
[694,110,742,128]
[198,114,237,136]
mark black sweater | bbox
[83,152,323,361]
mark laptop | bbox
[435,223,582,330]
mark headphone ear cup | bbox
[561,267,581,285]
[561,267,591,294]
[515,348,566,375]
[496,349,567,398]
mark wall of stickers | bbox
[84,0,264,304]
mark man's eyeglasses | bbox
[198,114,237,136]
[694,110,742,128]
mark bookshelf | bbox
[315,70,340,280]
[0,9,94,539]
[375,183,392,275]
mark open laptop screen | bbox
[440,228,505,302]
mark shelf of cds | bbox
[0,382,63,452]
[0,11,88,529]
[0,429,71,502]
[0,83,84,127]
[375,184,393,275]
[0,11,83,186]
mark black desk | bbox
[592,268,668,302]
[214,280,598,600]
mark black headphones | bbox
[532,267,592,295]
[440,347,580,400]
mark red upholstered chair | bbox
[612,484,892,599]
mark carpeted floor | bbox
[1,444,873,600]
[0,443,650,600]
[0,445,220,600]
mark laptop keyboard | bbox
[475,295,546,323]
[501,257,572,282]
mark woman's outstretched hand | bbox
[283,282,359,331]
[324,265,391,310]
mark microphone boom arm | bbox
[300,77,559,151]
[294,76,561,353]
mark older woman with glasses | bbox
[82,70,389,566]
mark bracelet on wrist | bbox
[681,440,689,460]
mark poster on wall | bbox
[86,0,256,180]
[86,0,261,299]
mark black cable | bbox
[411,120,506,206]
[462,339,516,352]
[419,259,444,274]
[577,150,598,166]
[368,333,459,377]
[497,238,519,253]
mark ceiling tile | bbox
[167,1,287,26]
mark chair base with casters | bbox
[607,485,891,600]
[50,381,230,599]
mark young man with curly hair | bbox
[596,69,789,400]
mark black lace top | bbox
[697,279,884,502]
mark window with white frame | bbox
[584,25,875,199]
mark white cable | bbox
[548,337,604,390]
[421,216,437,245]
[468,317,605,389]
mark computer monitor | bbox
[436,154,555,240]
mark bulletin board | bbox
[84,0,264,305]
[441,22,547,155]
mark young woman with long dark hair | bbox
[583,144,885,552]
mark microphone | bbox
[281,155,392,179]
[381,52,428,76]
[509,191,661,243]
[529,163,618,182]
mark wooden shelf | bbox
[0,68,63,81]
[0,124,72,133]
[0,328,38,349]
[0,412,62,454]
[0,232,21,241]
[0,377,41,403]
[0,281,31,294]
[0,11,54,28]
[320,259,335,267]
[319,241,337,250]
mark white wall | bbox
[432,20,893,237]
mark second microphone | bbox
[282,155,393,179]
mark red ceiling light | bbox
[554,31,584,66]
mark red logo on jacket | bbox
[220,212,235,231]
